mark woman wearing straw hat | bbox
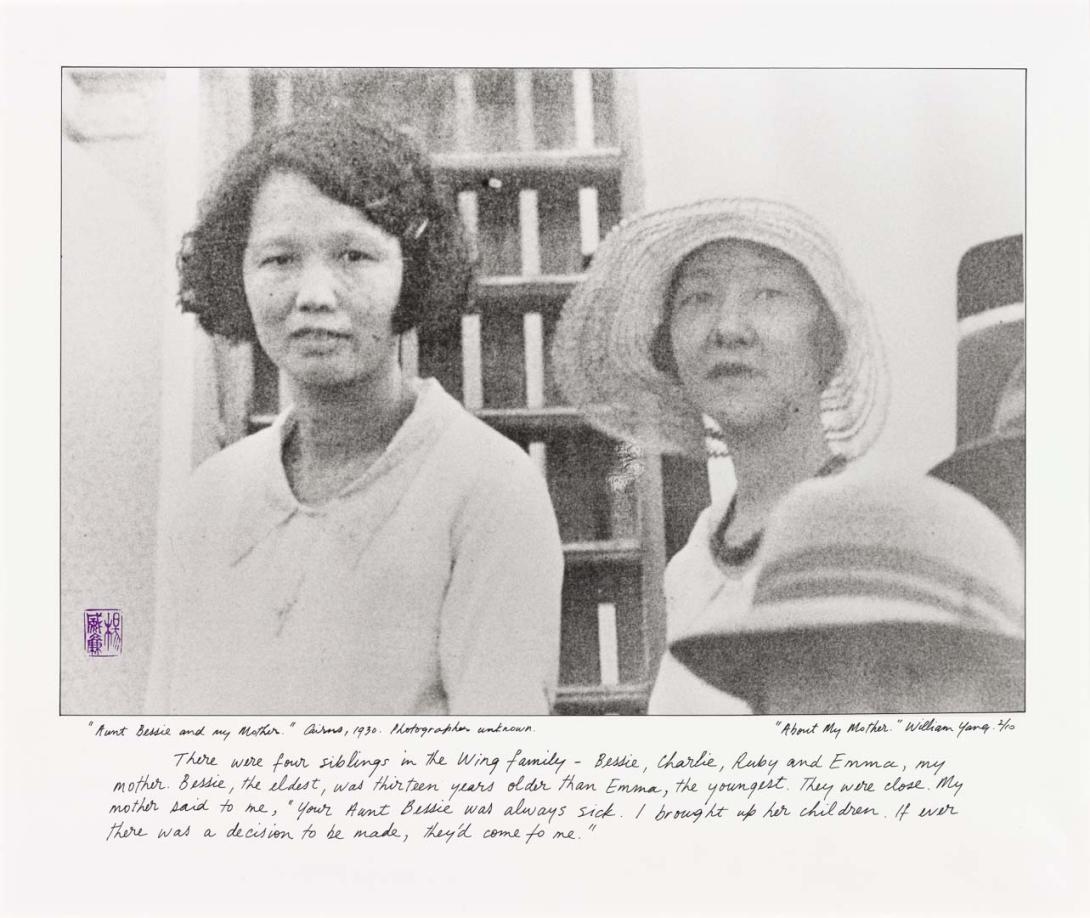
[553,199,889,713]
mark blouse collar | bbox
[227,377,457,565]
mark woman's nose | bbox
[294,259,337,312]
[709,293,755,346]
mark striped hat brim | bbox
[670,473,1027,713]
[670,616,1025,713]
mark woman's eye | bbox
[260,254,293,268]
[340,249,371,264]
[754,287,787,301]
[678,290,715,310]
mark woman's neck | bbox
[286,357,414,465]
[721,406,831,533]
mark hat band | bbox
[754,545,1023,633]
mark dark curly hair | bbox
[178,109,473,341]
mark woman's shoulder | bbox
[165,426,281,530]
[426,386,546,487]
[664,497,756,639]
[160,424,287,553]
[415,389,556,540]
[189,425,279,488]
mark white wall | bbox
[61,136,167,712]
[634,69,1025,473]
[61,69,251,713]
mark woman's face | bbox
[242,170,404,389]
[668,239,830,432]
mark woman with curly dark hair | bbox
[146,110,563,715]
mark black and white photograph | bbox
[5,3,1089,915]
[61,67,1026,717]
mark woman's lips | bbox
[291,328,351,340]
[290,329,351,352]
[707,362,759,379]
[290,329,352,350]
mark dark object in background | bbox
[957,235,1023,320]
[955,317,1025,445]
[933,234,1025,548]
[929,433,1025,551]
[954,235,1024,444]
[661,454,712,560]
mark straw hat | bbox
[552,199,890,460]
[669,474,1025,711]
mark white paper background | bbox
[3,2,1089,916]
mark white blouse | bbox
[648,499,756,715]
[146,378,564,715]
